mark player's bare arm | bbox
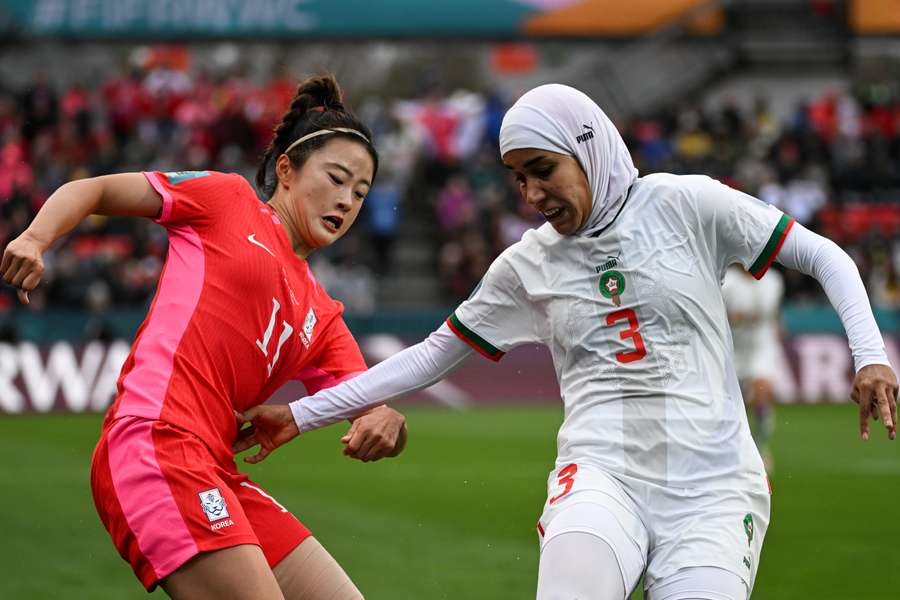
[852,364,898,441]
[1,173,161,304]
[234,404,407,463]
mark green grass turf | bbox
[0,404,898,599]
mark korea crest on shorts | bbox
[199,487,230,522]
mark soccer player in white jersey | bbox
[232,84,898,600]
[722,266,785,470]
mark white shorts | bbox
[733,341,780,382]
[537,464,770,594]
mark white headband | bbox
[283,127,370,155]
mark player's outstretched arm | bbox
[1,174,162,304]
[232,404,409,464]
[293,323,472,430]
[776,222,898,439]
[233,323,473,462]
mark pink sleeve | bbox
[143,171,174,223]
[295,317,367,395]
[142,170,245,227]
[294,366,366,396]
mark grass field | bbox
[1,404,899,599]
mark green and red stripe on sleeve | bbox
[749,213,795,279]
[446,313,505,362]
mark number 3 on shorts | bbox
[549,463,578,505]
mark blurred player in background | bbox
[722,265,785,471]
[233,83,898,600]
[1,75,406,599]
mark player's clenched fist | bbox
[1,232,47,305]
[342,405,408,462]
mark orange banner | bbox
[525,0,723,36]
[850,0,900,33]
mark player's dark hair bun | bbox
[256,73,377,198]
[292,74,345,113]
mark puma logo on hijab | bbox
[576,123,595,143]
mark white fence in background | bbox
[0,335,897,414]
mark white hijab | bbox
[499,84,638,237]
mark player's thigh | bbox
[161,544,284,600]
[538,499,646,599]
[537,531,626,600]
[749,377,774,406]
[229,478,363,600]
[273,536,363,600]
[747,348,777,402]
[644,486,769,594]
[91,418,265,591]
[645,566,748,600]
[232,477,312,572]
[538,466,648,595]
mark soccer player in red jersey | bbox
[1,75,405,599]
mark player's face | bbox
[502,148,591,236]
[283,137,374,255]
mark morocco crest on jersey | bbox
[599,270,626,306]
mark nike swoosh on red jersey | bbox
[247,234,275,257]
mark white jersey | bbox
[722,266,784,381]
[449,173,794,491]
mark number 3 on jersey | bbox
[257,297,294,376]
[606,308,647,363]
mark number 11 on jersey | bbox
[257,297,294,376]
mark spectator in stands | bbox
[436,174,476,233]
[19,72,58,141]
[364,177,402,275]
[1,60,898,318]
[439,228,490,301]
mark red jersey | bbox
[104,170,366,464]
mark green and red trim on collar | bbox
[446,313,505,362]
[749,213,795,280]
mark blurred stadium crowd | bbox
[1,53,898,323]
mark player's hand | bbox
[341,405,407,462]
[232,405,299,464]
[851,364,898,441]
[1,231,47,305]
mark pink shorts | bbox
[90,416,310,591]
